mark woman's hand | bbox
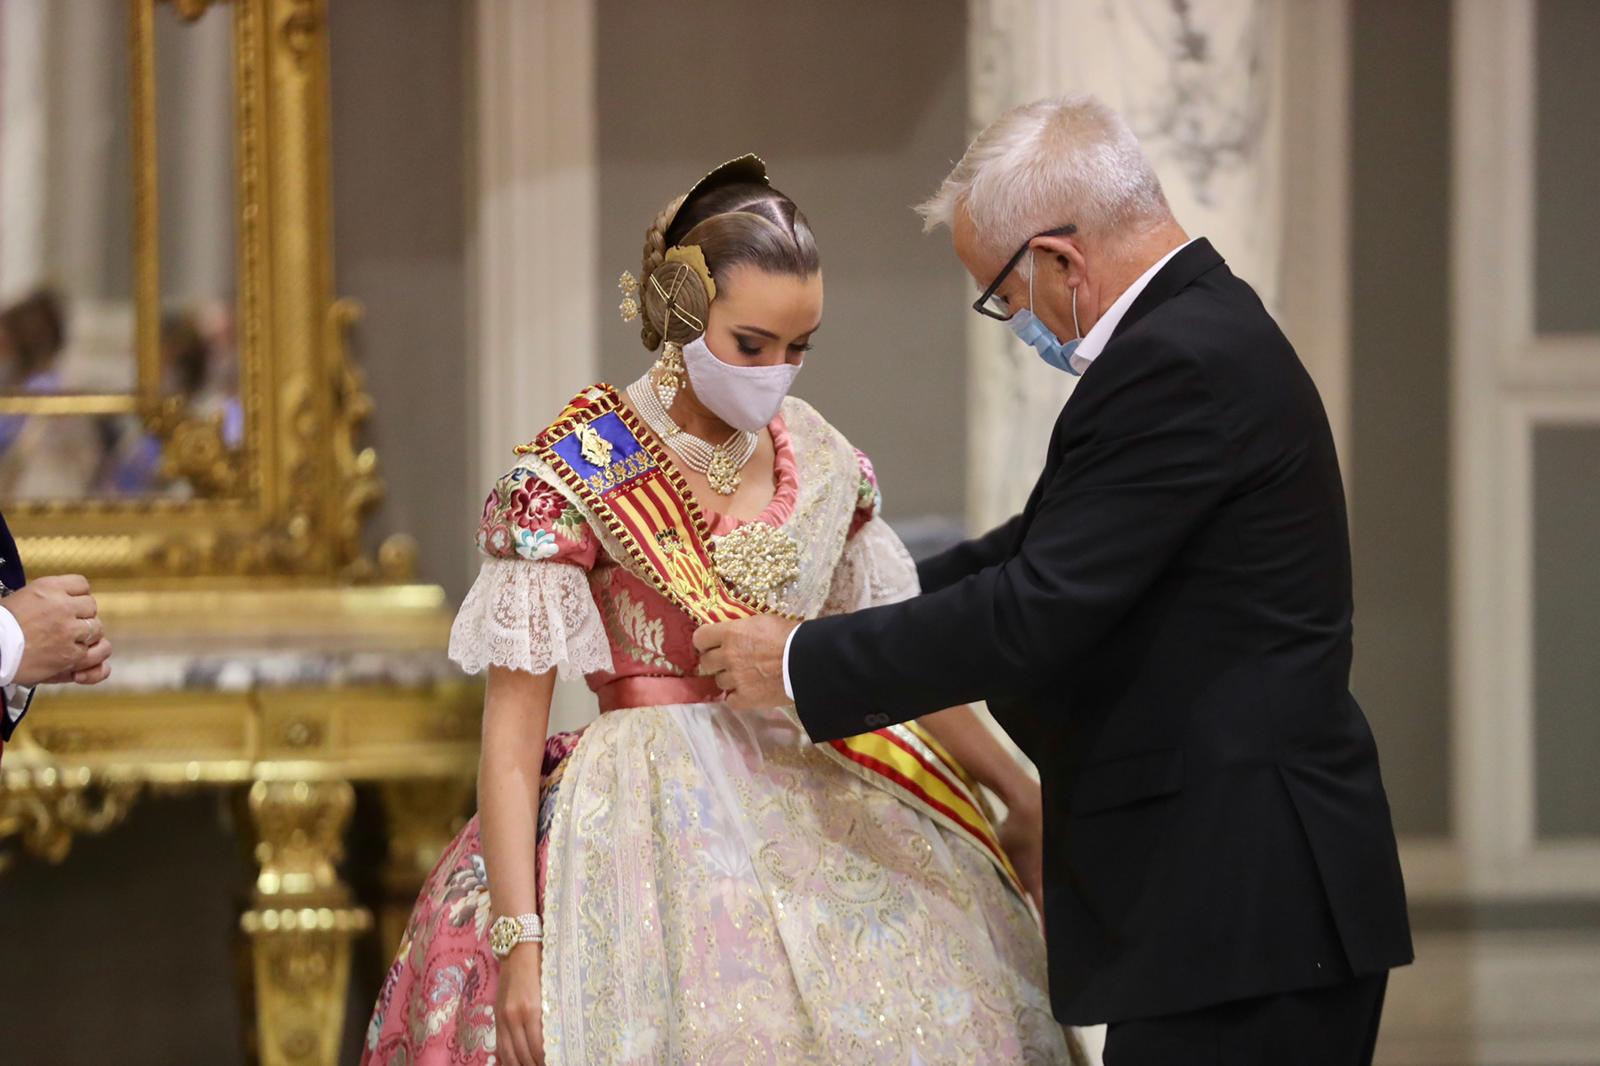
[496,943,545,1066]
[480,667,554,1064]
[910,705,1048,917]
[997,786,1045,916]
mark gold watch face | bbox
[489,916,520,958]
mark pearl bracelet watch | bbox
[489,913,543,958]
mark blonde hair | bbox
[638,181,819,351]
[917,94,1171,266]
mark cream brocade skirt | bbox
[544,701,1071,1064]
[366,700,1077,1065]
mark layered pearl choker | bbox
[626,374,758,496]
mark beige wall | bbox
[1530,1,1600,839]
[1347,0,1453,837]
[1534,0,1600,333]
[332,0,473,601]
[594,0,970,528]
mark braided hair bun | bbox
[635,158,819,353]
[639,259,711,351]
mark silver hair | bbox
[917,94,1171,268]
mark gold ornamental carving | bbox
[240,780,373,1066]
[246,780,354,900]
[142,394,236,496]
[281,0,321,67]
[0,768,142,872]
[242,908,370,1064]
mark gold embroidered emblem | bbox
[575,423,614,467]
[659,538,723,618]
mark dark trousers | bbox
[1103,973,1389,1066]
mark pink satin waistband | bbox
[596,675,724,713]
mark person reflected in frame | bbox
[96,311,211,496]
[0,289,102,499]
[0,289,70,455]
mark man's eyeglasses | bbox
[971,223,1077,320]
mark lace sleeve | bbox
[448,558,614,680]
[821,516,920,616]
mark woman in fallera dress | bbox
[361,156,1081,1066]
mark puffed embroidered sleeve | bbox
[448,461,615,679]
[822,449,920,614]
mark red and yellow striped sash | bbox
[829,722,1022,893]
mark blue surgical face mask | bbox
[1006,250,1083,375]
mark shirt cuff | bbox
[781,623,800,702]
[0,602,25,689]
[3,683,34,733]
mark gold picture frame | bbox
[5,0,393,586]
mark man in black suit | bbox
[696,94,1412,1064]
[0,509,113,763]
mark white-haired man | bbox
[697,95,1413,1064]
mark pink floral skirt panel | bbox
[360,729,582,1065]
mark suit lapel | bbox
[1107,237,1224,346]
[1015,240,1227,537]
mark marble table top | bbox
[68,584,470,695]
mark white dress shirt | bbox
[780,239,1198,701]
[1064,238,1196,373]
[0,602,34,727]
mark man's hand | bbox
[692,616,799,711]
[5,574,112,686]
[43,653,113,687]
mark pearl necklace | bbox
[626,375,758,495]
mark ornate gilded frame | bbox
[5,0,389,584]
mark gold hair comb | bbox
[663,244,717,303]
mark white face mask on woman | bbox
[681,334,801,431]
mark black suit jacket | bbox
[0,510,22,594]
[789,240,1413,1023]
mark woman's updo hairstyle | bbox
[638,156,820,352]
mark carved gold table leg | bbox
[375,778,474,961]
[0,767,142,874]
[239,780,372,1066]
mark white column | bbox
[0,0,48,303]
[965,0,1291,530]
[155,5,234,304]
[471,0,598,732]
[52,2,120,300]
